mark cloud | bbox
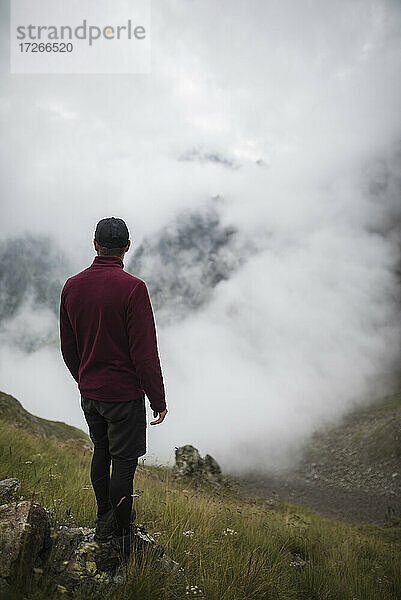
[179,147,240,170]
[0,0,400,474]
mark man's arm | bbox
[126,280,167,413]
[59,291,80,383]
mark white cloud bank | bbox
[0,0,400,475]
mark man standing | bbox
[59,216,168,546]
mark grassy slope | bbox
[0,390,91,444]
[0,396,400,600]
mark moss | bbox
[94,571,110,583]
[86,561,97,574]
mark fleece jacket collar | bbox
[91,255,124,269]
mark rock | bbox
[0,478,21,503]
[0,501,50,589]
[45,526,118,596]
[0,499,186,597]
[173,445,204,479]
[42,523,186,598]
[173,445,224,484]
[203,454,222,481]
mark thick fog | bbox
[0,0,400,475]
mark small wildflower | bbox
[289,553,307,567]
[183,530,195,537]
[24,460,32,464]
[56,584,68,594]
[186,584,203,596]
[222,527,238,536]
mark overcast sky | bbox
[0,0,400,475]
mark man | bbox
[59,216,168,548]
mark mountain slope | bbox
[0,390,91,446]
[0,391,400,600]
[127,198,257,325]
[235,392,401,525]
[297,392,401,494]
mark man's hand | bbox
[150,408,168,425]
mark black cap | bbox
[95,217,129,249]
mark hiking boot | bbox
[94,508,118,542]
[95,506,137,542]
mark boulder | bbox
[0,495,186,598]
[43,523,186,598]
[203,454,222,480]
[0,501,51,590]
[173,445,223,484]
[172,445,205,479]
[0,478,21,503]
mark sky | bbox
[0,0,400,476]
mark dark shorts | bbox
[81,395,147,460]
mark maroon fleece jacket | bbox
[59,255,166,412]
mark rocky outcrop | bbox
[172,445,225,485]
[203,453,223,480]
[42,523,185,598]
[0,479,186,598]
[0,500,51,592]
[0,478,21,502]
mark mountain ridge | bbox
[0,390,91,447]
